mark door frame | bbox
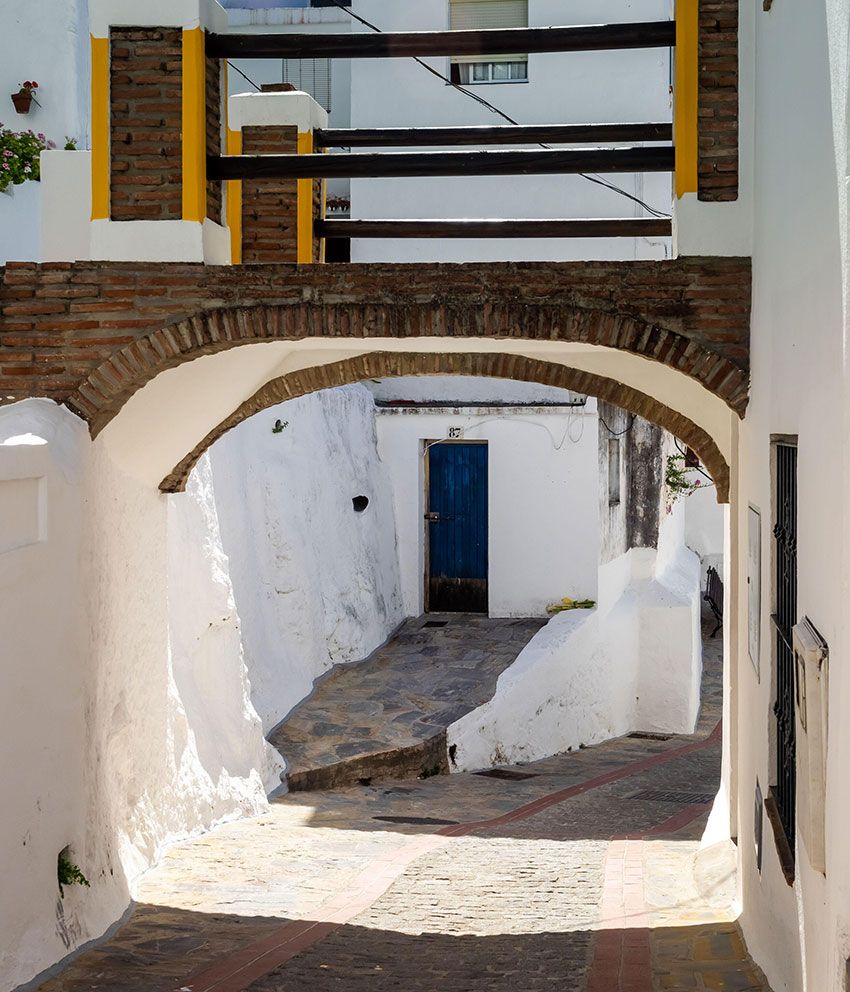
[423,438,489,614]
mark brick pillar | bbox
[229,90,328,265]
[87,0,230,262]
[241,125,300,263]
[206,54,224,226]
[698,0,739,201]
[109,28,183,221]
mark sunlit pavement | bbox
[35,614,771,992]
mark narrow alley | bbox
[32,616,770,992]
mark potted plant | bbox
[0,126,52,193]
[11,81,39,115]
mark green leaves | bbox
[58,850,90,897]
[664,453,702,511]
[0,126,52,192]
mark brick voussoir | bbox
[159,352,732,504]
[3,257,751,423]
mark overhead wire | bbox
[227,60,262,92]
[673,438,716,487]
[422,403,589,456]
[324,0,671,219]
[598,411,635,437]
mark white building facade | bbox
[348,0,673,263]
[367,376,601,618]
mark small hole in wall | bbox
[352,495,369,512]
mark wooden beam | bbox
[207,21,676,60]
[208,146,675,181]
[314,122,673,149]
[316,218,672,239]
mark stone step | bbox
[283,732,449,792]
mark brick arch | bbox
[157,351,731,503]
[70,298,749,436]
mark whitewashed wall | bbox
[725,3,850,990]
[0,0,88,149]
[671,2,850,989]
[0,181,42,264]
[448,498,702,769]
[208,385,404,733]
[374,397,599,618]
[0,0,89,265]
[0,400,280,992]
[349,0,672,263]
[0,402,95,991]
[684,484,725,587]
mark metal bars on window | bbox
[282,58,332,112]
[773,442,798,849]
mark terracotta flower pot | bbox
[11,90,33,114]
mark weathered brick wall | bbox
[241,126,299,263]
[0,257,751,423]
[110,28,183,220]
[699,0,739,201]
[206,55,223,225]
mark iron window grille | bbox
[771,440,798,852]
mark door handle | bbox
[424,512,441,522]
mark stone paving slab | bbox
[269,614,546,791]
[34,611,772,992]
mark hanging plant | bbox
[664,453,703,512]
[0,125,53,193]
[11,81,39,114]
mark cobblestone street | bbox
[34,616,771,992]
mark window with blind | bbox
[281,58,332,111]
[449,0,529,84]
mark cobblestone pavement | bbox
[269,614,546,790]
[35,613,772,992]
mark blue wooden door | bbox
[427,442,488,613]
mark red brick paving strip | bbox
[180,725,721,992]
[588,802,714,992]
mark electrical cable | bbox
[598,411,635,437]
[325,0,671,219]
[673,437,716,486]
[228,60,262,92]
[422,403,590,456]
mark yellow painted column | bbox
[675,0,699,198]
[90,36,110,220]
[182,27,207,222]
[222,66,242,264]
[296,131,319,264]
[226,128,243,264]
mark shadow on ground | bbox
[33,908,770,992]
